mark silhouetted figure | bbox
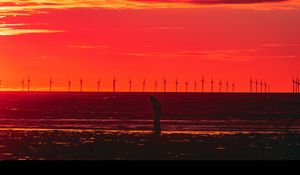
[150,96,162,135]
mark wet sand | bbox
[1,129,300,160]
[0,92,300,160]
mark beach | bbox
[0,92,300,160]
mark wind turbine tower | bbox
[194,81,197,93]
[296,77,300,93]
[49,77,53,92]
[175,79,178,93]
[142,79,146,92]
[80,78,83,92]
[185,81,189,93]
[113,76,116,93]
[219,79,222,93]
[68,80,71,92]
[129,78,132,92]
[163,77,167,93]
[154,80,158,92]
[27,77,31,92]
[211,79,214,93]
[260,80,263,93]
[255,79,258,93]
[201,76,205,93]
[97,79,101,92]
[21,78,25,92]
[226,81,229,93]
[264,82,267,93]
[232,82,235,93]
[250,77,253,93]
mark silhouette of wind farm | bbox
[3,75,300,94]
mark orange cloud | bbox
[0,23,64,35]
[0,0,299,17]
[123,46,297,61]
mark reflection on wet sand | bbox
[0,128,300,160]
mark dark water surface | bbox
[0,92,300,160]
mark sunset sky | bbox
[0,0,300,92]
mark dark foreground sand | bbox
[1,129,300,160]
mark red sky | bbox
[0,0,300,92]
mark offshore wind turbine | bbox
[292,77,295,93]
[232,82,235,93]
[185,81,189,93]
[154,80,158,92]
[163,77,167,93]
[97,78,101,92]
[255,79,258,93]
[296,77,298,93]
[49,77,53,92]
[298,78,300,93]
[113,76,116,93]
[264,81,267,93]
[211,78,214,93]
[27,76,31,92]
[219,79,222,93]
[194,81,197,93]
[21,78,25,92]
[296,77,299,93]
[80,78,83,92]
[250,77,253,93]
[260,80,263,93]
[226,81,229,93]
[129,78,132,92]
[175,78,179,93]
[201,76,205,93]
[68,80,71,92]
[142,79,146,92]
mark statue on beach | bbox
[150,96,162,135]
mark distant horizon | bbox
[0,77,296,93]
